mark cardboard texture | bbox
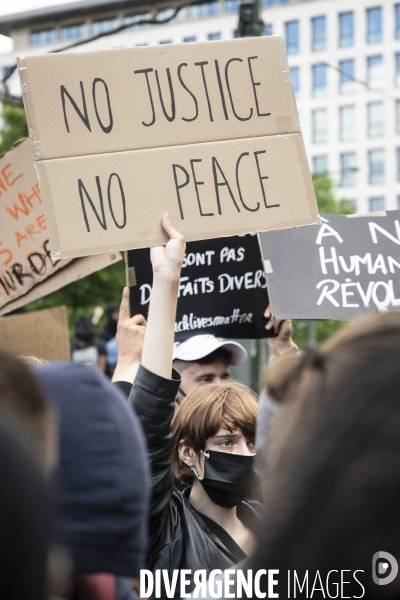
[19,36,320,258]
[0,251,122,316]
[259,211,400,321]
[127,234,271,341]
[0,139,72,308]
[0,306,70,361]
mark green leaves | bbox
[0,104,28,155]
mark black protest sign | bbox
[127,235,271,341]
[259,211,400,321]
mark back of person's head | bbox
[251,311,400,598]
[0,347,55,469]
[35,362,150,578]
[74,316,94,344]
[171,379,257,485]
[0,407,52,600]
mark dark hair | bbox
[106,302,120,319]
[173,347,232,374]
[75,316,94,344]
[251,311,400,598]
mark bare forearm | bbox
[141,278,179,379]
[112,360,140,384]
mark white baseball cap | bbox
[173,335,248,366]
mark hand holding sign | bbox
[264,305,295,354]
[142,214,186,379]
[150,213,186,284]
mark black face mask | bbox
[194,449,257,508]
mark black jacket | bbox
[128,364,259,598]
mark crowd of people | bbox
[1,213,399,599]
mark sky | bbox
[0,0,82,52]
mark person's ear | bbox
[178,440,197,468]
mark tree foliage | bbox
[0,103,28,155]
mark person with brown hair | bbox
[121,214,260,598]
[243,309,400,599]
[0,347,55,470]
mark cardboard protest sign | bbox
[127,234,270,341]
[0,306,70,361]
[259,211,400,320]
[0,251,122,316]
[18,37,319,259]
[0,139,72,309]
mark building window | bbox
[339,59,355,94]
[225,0,240,13]
[312,16,326,51]
[92,18,118,36]
[339,12,354,47]
[160,40,172,44]
[367,101,384,138]
[369,197,385,211]
[60,23,86,40]
[29,28,57,45]
[125,12,152,27]
[190,1,220,19]
[397,195,400,210]
[395,4,400,39]
[313,155,328,176]
[395,53,400,87]
[340,152,357,187]
[339,105,356,141]
[285,21,299,55]
[367,7,383,44]
[312,108,328,143]
[367,55,384,90]
[208,32,221,41]
[312,63,327,97]
[369,149,385,184]
[397,148,400,181]
[184,36,196,43]
[262,0,291,5]
[397,100,400,134]
[291,66,300,95]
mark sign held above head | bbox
[0,139,71,309]
[18,36,320,259]
[260,211,400,321]
[127,234,272,341]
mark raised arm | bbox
[112,289,147,387]
[128,213,185,528]
[141,212,185,377]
